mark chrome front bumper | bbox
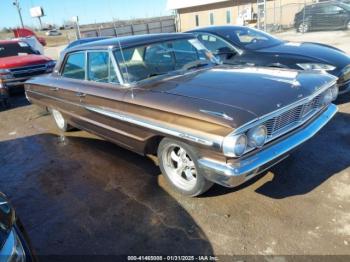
[198,104,338,188]
[0,228,26,262]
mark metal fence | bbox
[80,16,176,38]
[257,0,350,33]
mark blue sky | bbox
[0,0,171,28]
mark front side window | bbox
[114,38,216,83]
[0,42,36,58]
[62,52,85,80]
[325,5,343,13]
[87,51,119,83]
[197,34,234,55]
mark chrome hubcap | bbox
[162,144,197,191]
[52,109,65,130]
[299,23,308,33]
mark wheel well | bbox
[144,136,164,155]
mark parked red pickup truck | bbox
[0,39,55,107]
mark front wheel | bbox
[157,138,213,197]
[298,22,309,33]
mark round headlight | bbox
[321,88,333,105]
[247,125,267,148]
[330,85,339,101]
[223,134,247,157]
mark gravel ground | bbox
[0,92,349,257]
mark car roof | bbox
[69,33,195,51]
[187,25,250,33]
[66,37,110,49]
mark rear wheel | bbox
[298,22,309,33]
[51,109,72,132]
[158,138,213,197]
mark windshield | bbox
[0,42,36,58]
[113,38,216,83]
[339,3,350,11]
[218,27,283,50]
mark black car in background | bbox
[0,192,35,262]
[188,26,350,94]
[294,1,350,33]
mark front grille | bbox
[10,64,47,78]
[263,91,324,140]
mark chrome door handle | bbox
[49,87,59,91]
[76,92,86,97]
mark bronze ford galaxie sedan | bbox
[25,33,338,196]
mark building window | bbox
[226,10,231,24]
[195,14,199,27]
[209,13,214,25]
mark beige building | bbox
[167,0,315,32]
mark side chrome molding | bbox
[85,105,215,147]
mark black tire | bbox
[50,108,72,132]
[157,138,213,197]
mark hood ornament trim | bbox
[200,109,233,121]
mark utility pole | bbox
[12,0,24,28]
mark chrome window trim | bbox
[231,80,337,136]
[108,47,125,85]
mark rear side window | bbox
[87,51,119,83]
[62,52,85,80]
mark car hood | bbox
[152,65,337,119]
[258,42,350,69]
[0,54,51,69]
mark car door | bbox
[75,50,138,151]
[309,4,329,30]
[45,51,85,120]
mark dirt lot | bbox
[0,93,350,258]
[1,30,350,258]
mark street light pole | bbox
[12,0,24,28]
